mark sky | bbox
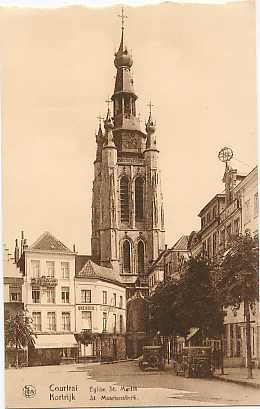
[1,1,257,255]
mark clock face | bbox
[122,132,139,150]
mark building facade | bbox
[6,231,128,366]
[148,236,190,295]
[18,232,78,365]
[75,260,126,361]
[189,164,259,367]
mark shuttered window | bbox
[120,176,129,222]
[135,177,144,221]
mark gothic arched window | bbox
[123,240,131,273]
[137,240,145,275]
[120,176,129,222]
[135,177,144,221]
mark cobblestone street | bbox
[5,361,260,408]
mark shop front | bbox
[28,334,78,366]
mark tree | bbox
[5,310,36,368]
[216,231,259,379]
[75,329,96,346]
[149,257,224,343]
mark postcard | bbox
[2,1,259,408]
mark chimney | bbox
[23,238,28,250]
[165,244,168,251]
[14,238,20,264]
[73,244,76,253]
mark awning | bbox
[33,334,78,349]
[187,327,200,341]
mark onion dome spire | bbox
[111,8,141,132]
[114,8,133,69]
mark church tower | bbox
[91,10,165,296]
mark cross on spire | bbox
[147,100,154,117]
[97,115,104,125]
[105,97,112,112]
[118,7,127,31]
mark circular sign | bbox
[218,147,233,163]
[23,385,36,399]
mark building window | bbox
[202,241,207,257]
[31,260,40,278]
[245,199,251,224]
[201,217,206,229]
[32,289,40,304]
[213,233,217,256]
[61,262,70,279]
[254,193,258,218]
[113,314,117,333]
[113,293,117,306]
[32,312,41,331]
[135,177,144,221]
[206,212,210,224]
[61,287,69,303]
[47,288,55,303]
[103,312,107,331]
[62,312,71,331]
[207,237,212,258]
[82,311,92,330]
[9,287,22,302]
[103,291,108,305]
[119,315,123,333]
[137,241,145,275]
[119,295,123,309]
[47,312,56,331]
[226,224,232,243]
[46,261,55,277]
[81,289,91,303]
[213,205,217,219]
[220,230,225,249]
[234,218,240,236]
[120,176,129,222]
[123,240,131,273]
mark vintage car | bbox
[139,346,165,371]
[173,346,213,378]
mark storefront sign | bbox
[78,305,97,311]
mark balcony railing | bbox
[31,276,58,287]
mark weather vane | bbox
[118,7,127,30]
[218,146,234,168]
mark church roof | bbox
[76,260,124,287]
[28,231,73,253]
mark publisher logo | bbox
[23,385,36,399]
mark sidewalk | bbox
[214,367,260,389]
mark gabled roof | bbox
[171,235,189,252]
[28,232,73,253]
[75,255,92,273]
[149,248,170,271]
[76,260,124,287]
